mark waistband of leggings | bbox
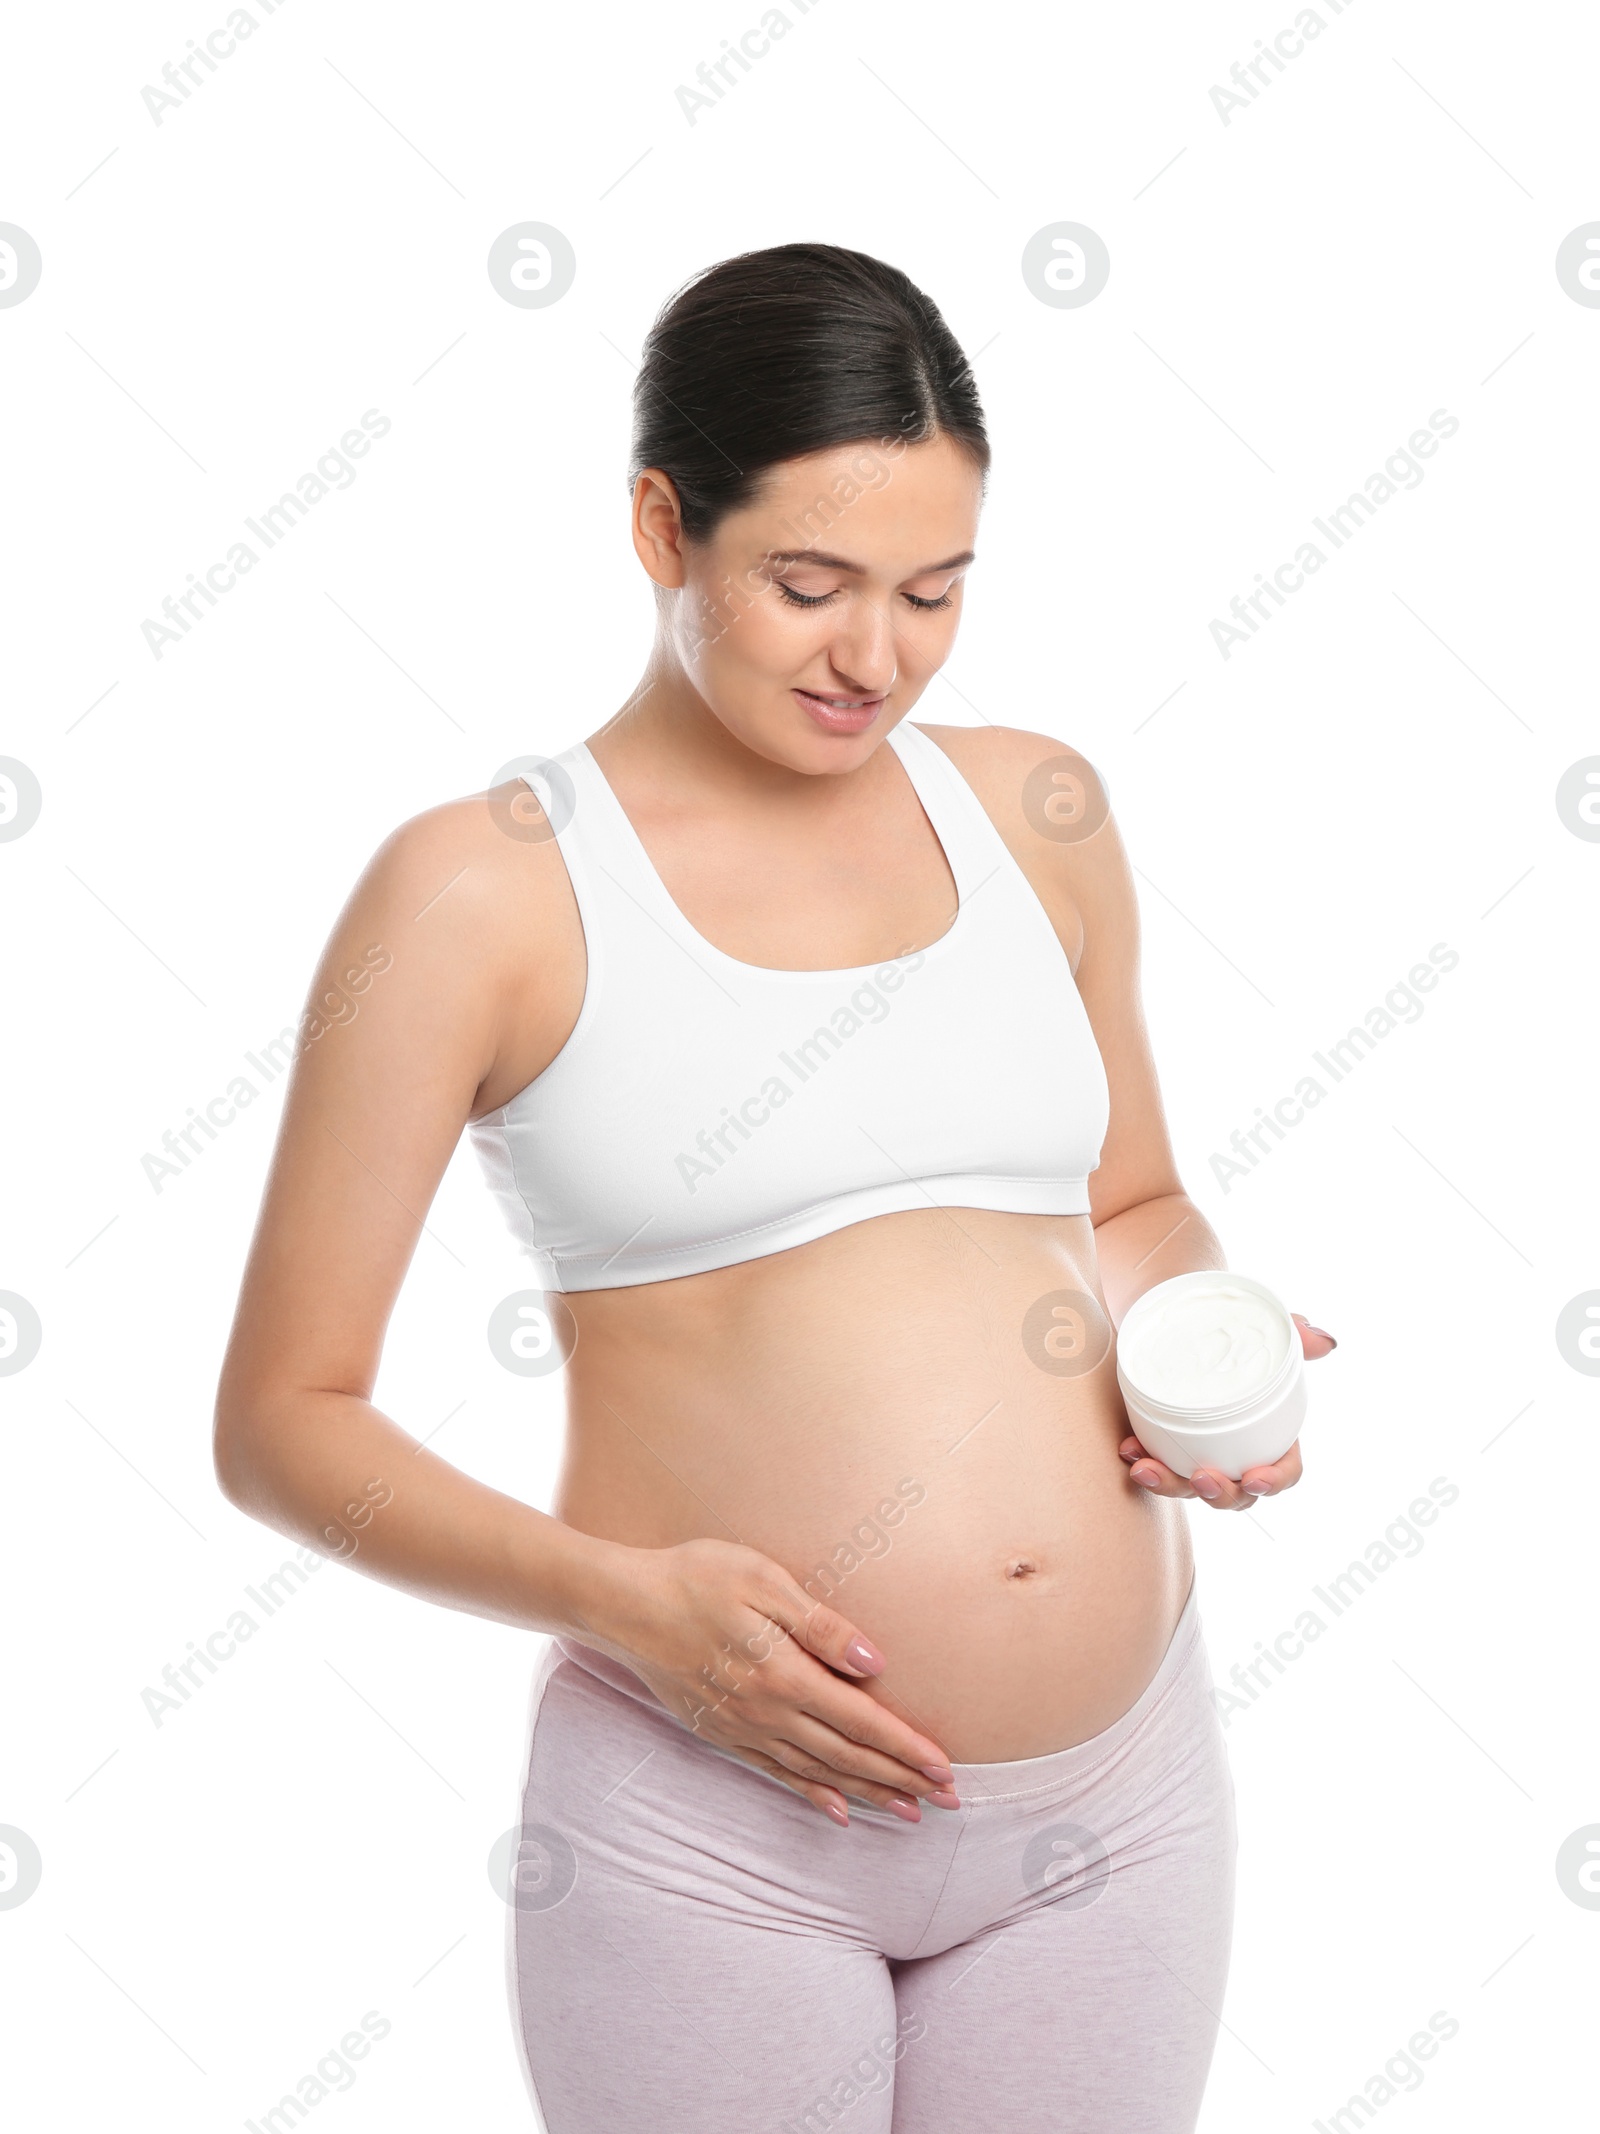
[552,1577,1201,1797]
[551,1633,672,1714]
[948,1575,1202,1803]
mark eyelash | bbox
[775,585,954,612]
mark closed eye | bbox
[775,584,957,612]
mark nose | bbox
[826,594,899,697]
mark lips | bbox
[793,687,886,734]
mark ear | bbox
[632,468,689,589]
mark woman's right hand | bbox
[582,1537,960,1825]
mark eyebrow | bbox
[763,548,976,576]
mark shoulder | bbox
[332,777,584,1016]
[912,720,1092,781]
[312,778,585,1108]
[909,721,1126,898]
[356,777,574,930]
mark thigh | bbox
[510,1654,903,2133]
[888,1686,1237,2132]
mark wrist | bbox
[546,1526,661,1659]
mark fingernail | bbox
[1132,1466,1161,1489]
[920,1763,956,1783]
[1243,1479,1271,1496]
[1306,1327,1337,1347]
[887,1796,922,1824]
[927,1787,961,1810]
[1191,1473,1221,1500]
[844,1638,884,1676]
[824,1800,849,1826]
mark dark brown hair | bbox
[630,242,989,541]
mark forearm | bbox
[1092,1190,1225,1328]
[214,1389,634,1642]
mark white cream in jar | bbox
[1116,1277,1291,1411]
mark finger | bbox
[733,1746,851,1825]
[684,1610,956,1783]
[780,1712,962,1802]
[754,1579,955,1776]
[1130,1451,1255,1507]
[758,1578,887,1680]
[1292,1311,1337,1360]
[1240,1440,1304,1498]
[791,1674,956,1784]
[1185,1464,1259,1511]
[764,1738,952,1819]
[1120,1432,1191,1488]
[1125,1450,1195,1498]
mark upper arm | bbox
[919,722,1184,1224]
[215,782,583,1438]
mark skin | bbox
[214,430,1334,1829]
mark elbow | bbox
[212,1383,271,1515]
[1091,1181,1190,1231]
[211,1406,250,1512]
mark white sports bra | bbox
[469,720,1110,1292]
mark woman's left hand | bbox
[1119,1312,1336,1511]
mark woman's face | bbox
[632,432,984,773]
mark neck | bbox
[595,650,891,814]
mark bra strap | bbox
[887,720,1015,905]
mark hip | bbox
[517,1570,1232,1956]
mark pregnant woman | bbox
[215,243,1333,2133]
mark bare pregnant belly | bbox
[555,1208,1195,1762]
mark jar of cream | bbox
[1115,1272,1306,1481]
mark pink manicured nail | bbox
[1243,1479,1271,1496]
[824,1800,849,1826]
[887,1797,922,1824]
[1191,1473,1221,1500]
[927,1788,961,1810]
[1132,1466,1162,1489]
[920,1763,956,1783]
[844,1638,884,1675]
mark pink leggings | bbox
[501,1580,1236,2132]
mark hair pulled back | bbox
[629,242,989,542]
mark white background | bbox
[2,0,1596,2126]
